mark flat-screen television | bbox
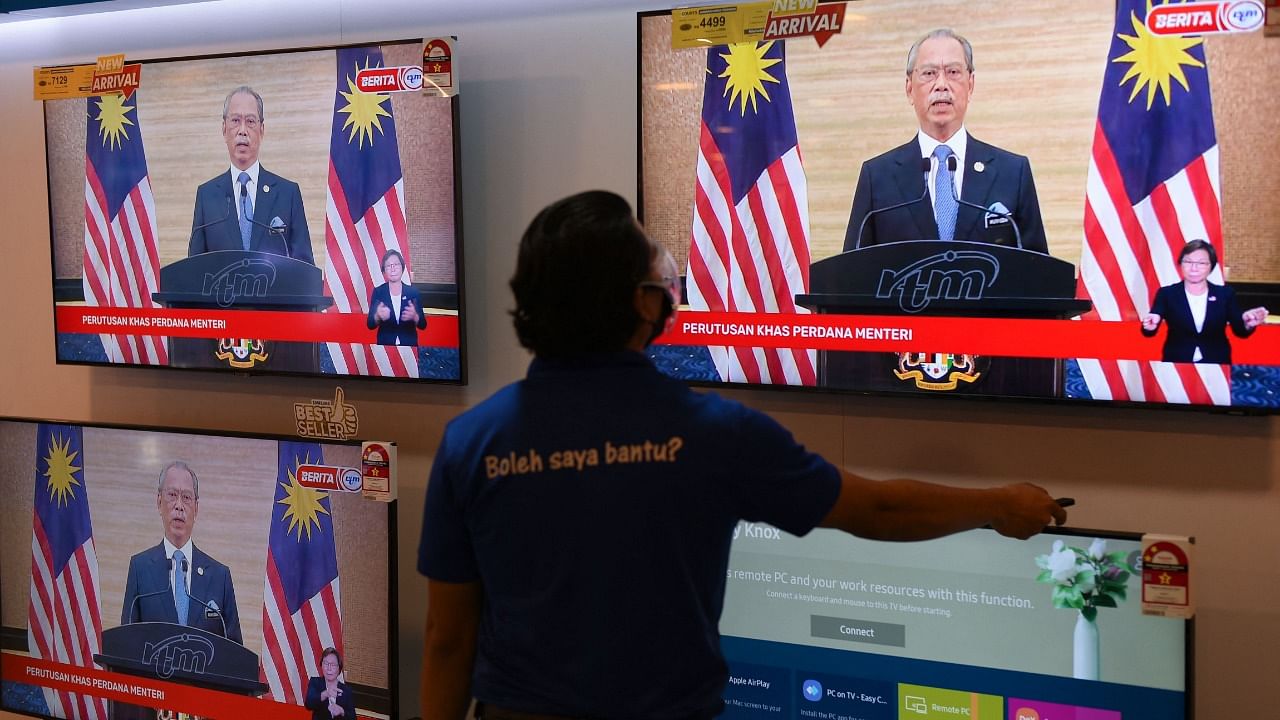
[718,524,1191,718]
[639,0,1279,411]
[0,418,398,720]
[43,38,465,382]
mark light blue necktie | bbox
[238,171,253,251]
[932,144,958,241]
[173,549,189,625]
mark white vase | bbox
[1073,611,1099,680]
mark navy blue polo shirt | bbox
[418,352,841,719]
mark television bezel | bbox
[0,414,401,720]
[717,521,1195,719]
[42,36,468,386]
[634,3,1273,416]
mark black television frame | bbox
[0,415,401,720]
[41,37,468,386]
[716,522,1194,719]
[635,2,1278,416]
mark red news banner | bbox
[57,307,460,348]
[1,653,309,719]
[57,306,1279,364]
[657,311,1280,364]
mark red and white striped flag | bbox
[28,423,107,720]
[688,40,816,386]
[82,91,167,366]
[321,46,419,377]
[260,441,344,706]
[1077,0,1228,405]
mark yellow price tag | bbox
[671,2,772,49]
[33,64,96,101]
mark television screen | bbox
[0,418,397,720]
[44,38,465,382]
[718,525,1190,719]
[639,0,1279,410]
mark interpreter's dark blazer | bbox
[1142,282,1254,364]
[366,282,428,346]
[305,677,357,720]
[188,167,314,264]
[843,136,1048,253]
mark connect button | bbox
[809,615,906,647]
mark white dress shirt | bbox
[917,126,969,213]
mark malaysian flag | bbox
[688,40,816,385]
[27,424,107,720]
[1076,0,1227,404]
[82,90,168,366]
[322,46,419,377]
[260,441,344,705]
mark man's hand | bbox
[988,483,1068,539]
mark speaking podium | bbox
[94,622,265,719]
[153,251,333,373]
[796,240,1091,396]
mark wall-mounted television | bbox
[0,418,397,720]
[44,38,465,382]
[718,524,1190,718]
[639,0,1279,410]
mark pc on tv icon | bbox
[802,679,823,702]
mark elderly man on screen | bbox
[120,461,243,645]
[843,28,1048,253]
[188,85,314,263]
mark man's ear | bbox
[634,286,659,325]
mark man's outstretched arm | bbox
[820,470,1067,541]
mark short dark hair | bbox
[381,249,405,272]
[510,191,653,357]
[1179,239,1217,270]
[320,647,342,671]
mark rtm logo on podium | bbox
[142,633,215,679]
[876,250,1000,313]
[201,257,278,308]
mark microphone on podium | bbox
[188,196,233,251]
[244,215,293,259]
[945,155,1023,250]
[125,557,179,625]
[852,157,932,250]
[188,590,229,639]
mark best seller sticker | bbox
[1141,534,1195,618]
[295,387,359,441]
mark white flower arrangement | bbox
[1034,538,1134,621]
